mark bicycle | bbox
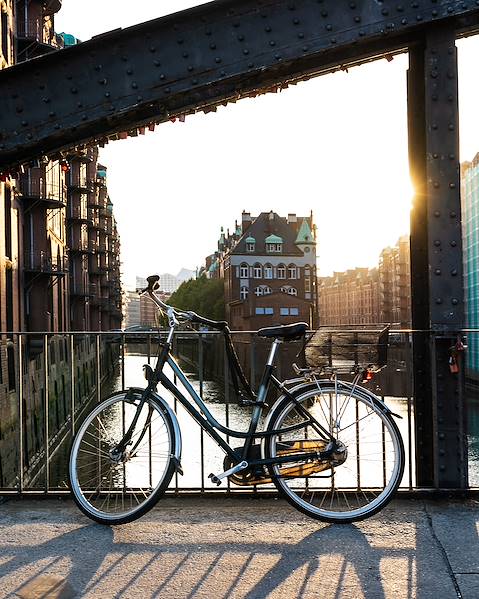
[69,275,405,525]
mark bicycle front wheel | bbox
[69,391,176,525]
[265,382,404,523]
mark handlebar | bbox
[140,274,227,331]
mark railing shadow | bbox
[0,499,469,598]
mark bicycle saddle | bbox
[257,322,308,340]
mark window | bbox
[305,277,311,293]
[255,285,272,296]
[280,307,289,316]
[240,263,248,278]
[277,264,286,279]
[256,307,274,315]
[264,264,273,279]
[267,243,282,253]
[290,307,299,316]
[288,265,297,279]
[281,286,297,296]
[240,286,248,300]
[280,307,298,316]
[1,11,8,61]
[254,287,263,297]
[246,242,255,252]
[253,263,262,278]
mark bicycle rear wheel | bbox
[265,382,404,523]
[69,391,176,525]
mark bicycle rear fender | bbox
[115,387,183,473]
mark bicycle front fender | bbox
[118,387,183,474]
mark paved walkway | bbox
[0,496,477,598]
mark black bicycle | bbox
[69,275,404,525]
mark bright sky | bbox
[56,2,479,288]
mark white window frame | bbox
[277,265,286,279]
[288,265,297,279]
[246,242,255,252]
[240,264,248,278]
[253,264,262,279]
[240,286,248,300]
[264,264,273,279]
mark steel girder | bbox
[408,24,467,488]
[1,0,479,168]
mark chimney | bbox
[242,211,252,232]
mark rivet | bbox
[432,123,438,130]
[275,53,281,60]
[270,40,276,46]
[220,70,226,77]
[434,240,441,247]
[27,133,33,139]
[43,97,50,103]
[49,111,55,117]
[265,26,272,32]
[450,211,457,218]
[165,87,170,94]
[238,34,245,41]
[160,74,166,80]
[349,1,356,7]
[430,71,438,79]
[401,18,408,25]
[192,78,199,84]
[137,95,143,102]
[433,153,439,159]
[435,269,441,275]
[94,64,102,71]
[359,30,365,36]
[131,82,138,89]
[154,60,161,67]
[71,87,78,94]
[416,14,423,21]
[397,5,404,11]
[433,181,440,188]
[326,24,333,31]
[188,65,194,72]
[77,102,83,108]
[431,94,438,101]
[82,114,87,121]
[451,269,458,276]
[450,240,457,247]
[321,10,328,17]
[183,52,189,58]
[435,298,443,304]
[448,123,455,131]
[243,48,249,55]
[293,18,300,25]
[354,16,361,22]
[21,120,28,127]
[449,182,456,189]
[99,78,107,85]
[330,37,337,44]
[298,32,305,38]
[432,9,438,16]
[449,153,455,160]
[434,210,440,217]
[55,124,61,130]
[209,43,216,50]
[205,29,212,36]
[105,92,111,98]
[149,46,156,53]
[452,298,458,305]
[447,71,455,79]
[302,45,309,52]
[126,68,133,75]
[248,62,254,68]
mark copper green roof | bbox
[245,236,255,243]
[295,219,314,244]
[265,234,283,244]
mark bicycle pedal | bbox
[208,473,222,486]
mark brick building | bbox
[319,268,380,326]
[209,211,318,330]
[318,236,411,327]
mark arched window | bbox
[254,286,263,297]
[253,263,262,279]
[240,263,248,278]
[288,287,298,296]
[277,264,286,279]
[240,286,248,300]
[264,263,273,279]
[254,285,272,297]
[288,264,297,279]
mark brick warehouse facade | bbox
[207,211,318,331]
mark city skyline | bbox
[56,2,479,288]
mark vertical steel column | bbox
[408,26,467,488]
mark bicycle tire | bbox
[265,382,404,523]
[69,391,176,525]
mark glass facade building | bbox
[461,154,479,378]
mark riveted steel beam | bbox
[408,24,467,488]
[1,1,479,168]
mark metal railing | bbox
[0,329,477,496]
[24,251,69,274]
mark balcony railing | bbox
[19,173,67,208]
[24,251,69,274]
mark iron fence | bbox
[0,329,477,496]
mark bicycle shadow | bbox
[0,500,469,598]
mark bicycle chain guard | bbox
[224,439,346,486]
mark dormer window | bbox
[265,234,283,253]
[245,236,256,252]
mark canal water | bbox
[47,350,479,490]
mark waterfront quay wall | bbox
[0,335,119,489]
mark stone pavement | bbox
[0,496,477,599]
